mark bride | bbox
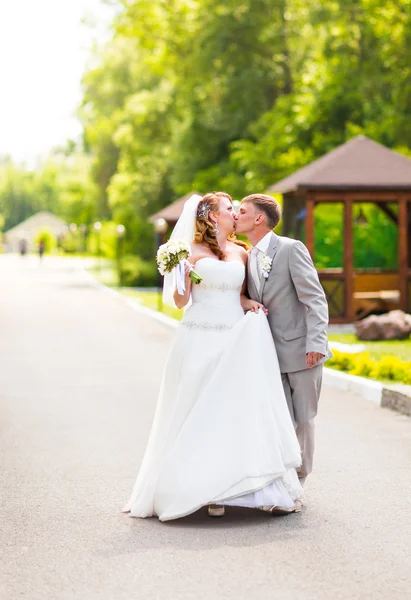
[122,192,303,521]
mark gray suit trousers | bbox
[281,364,323,480]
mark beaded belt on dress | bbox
[180,321,232,331]
[182,281,242,330]
[199,282,242,292]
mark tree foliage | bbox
[0,149,97,232]
[81,0,411,203]
[1,0,411,274]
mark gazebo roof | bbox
[268,135,411,193]
[149,192,201,223]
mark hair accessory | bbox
[197,201,210,219]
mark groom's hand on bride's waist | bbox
[243,298,268,314]
[251,301,268,314]
[306,352,325,368]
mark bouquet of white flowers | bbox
[156,240,202,294]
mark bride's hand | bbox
[245,299,268,315]
[184,261,194,278]
[173,261,194,309]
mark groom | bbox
[234,194,332,485]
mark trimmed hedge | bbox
[328,350,411,385]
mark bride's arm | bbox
[173,261,193,309]
[240,275,250,310]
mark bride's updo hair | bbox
[194,191,231,260]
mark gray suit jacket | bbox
[247,232,332,373]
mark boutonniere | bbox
[259,253,273,279]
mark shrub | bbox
[87,222,117,258]
[34,229,56,253]
[349,353,377,377]
[328,350,411,384]
[119,255,157,287]
[403,370,411,385]
[327,350,355,372]
[370,355,411,383]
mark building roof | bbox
[149,192,202,223]
[268,135,411,193]
[4,211,66,237]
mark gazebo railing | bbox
[318,270,345,320]
[319,268,406,322]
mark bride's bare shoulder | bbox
[190,242,203,254]
[227,240,248,264]
[190,242,211,264]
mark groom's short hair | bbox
[241,194,281,229]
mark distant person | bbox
[38,238,46,260]
[19,238,28,256]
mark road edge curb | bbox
[323,368,383,406]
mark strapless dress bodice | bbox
[191,258,244,304]
[181,258,245,330]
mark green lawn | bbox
[85,265,184,320]
[328,333,411,362]
[121,289,183,321]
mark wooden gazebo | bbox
[269,136,411,323]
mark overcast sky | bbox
[0,0,116,165]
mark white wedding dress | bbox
[123,258,303,521]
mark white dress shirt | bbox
[250,232,272,290]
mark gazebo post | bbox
[305,193,315,259]
[408,200,411,271]
[344,196,354,321]
[399,196,408,311]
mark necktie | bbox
[250,247,261,290]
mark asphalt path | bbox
[1,254,410,600]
